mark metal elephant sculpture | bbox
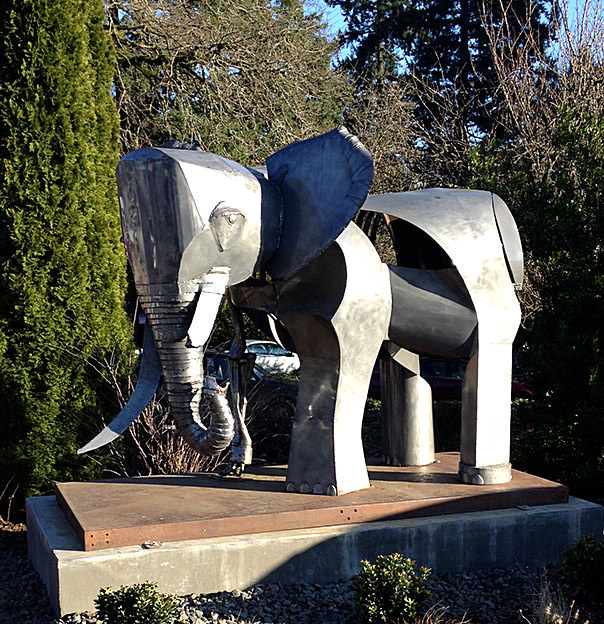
[80,127,523,496]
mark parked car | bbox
[203,351,298,463]
[204,350,275,391]
[369,357,532,401]
[245,340,300,374]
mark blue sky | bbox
[306,0,346,39]
[307,0,594,42]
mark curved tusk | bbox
[187,267,231,348]
[77,324,162,454]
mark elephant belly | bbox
[388,265,477,359]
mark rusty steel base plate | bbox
[55,452,568,551]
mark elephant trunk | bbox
[140,274,234,455]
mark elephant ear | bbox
[265,126,374,281]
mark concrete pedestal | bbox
[27,458,603,617]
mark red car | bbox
[369,358,532,401]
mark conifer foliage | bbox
[334,0,553,137]
[0,0,129,504]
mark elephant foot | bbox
[458,461,511,485]
[285,412,370,495]
[285,480,338,496]
[286,447,370,495]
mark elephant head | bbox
[79,127,374,457]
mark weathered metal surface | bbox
[55,453,568,552]
[117,147,269,292]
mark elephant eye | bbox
[209,202,246,252]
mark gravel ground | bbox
[1,522,601,624]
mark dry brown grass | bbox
[520,577,591,624]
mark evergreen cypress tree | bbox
[0,0,129,504]
[333,0,554,137]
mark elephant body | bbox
[80,127,522,495]
[231,189,521,493]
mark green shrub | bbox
[95,582,177,624]
[353,553,431,624]
[554,534,604,599]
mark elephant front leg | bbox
[283,311,381,495]
[279,223,392,495]
[281,314,344,495]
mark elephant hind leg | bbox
[459,342,514,484]
[380,345,434,467]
